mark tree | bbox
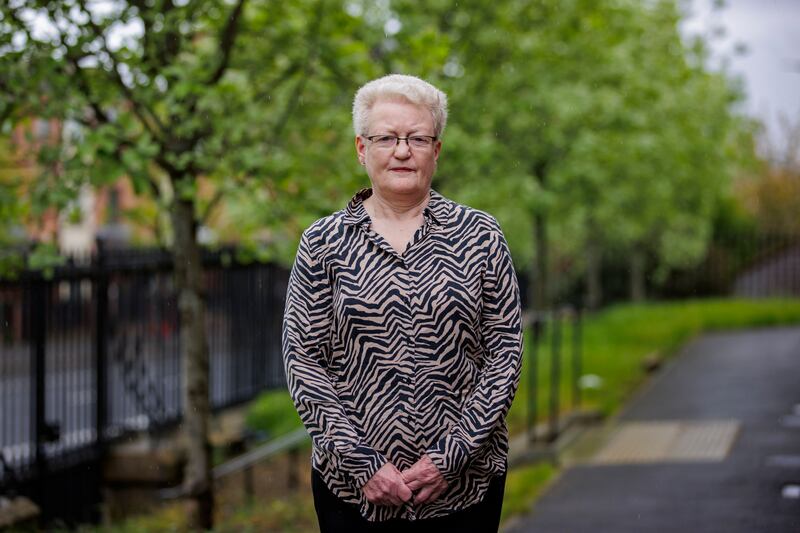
[738,113,800,235]
[0,0,386,526]
[397,0,748,308]
[1,0,458,525]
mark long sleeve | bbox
[425,224,523,482]
[282,231,388,489]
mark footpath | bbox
[506,326,800,533]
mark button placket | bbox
[405,261,421,434]
[393,265,415,432]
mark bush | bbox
[245,389,304,438]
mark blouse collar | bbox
[343,188,451,227]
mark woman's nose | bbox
[393,140,412,157]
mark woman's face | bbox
[355,99,441,198]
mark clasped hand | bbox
[362,454,448,507]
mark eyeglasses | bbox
[364,135,438,150]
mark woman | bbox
[283,74,522,532]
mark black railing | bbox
[0,245,289,506]
[517,232,800,308]
[525,307,588,445]
[656,232,800,300]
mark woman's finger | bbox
[429,483,447,502]
[417,480,447,505]
[375,491,395,506]
[404,477,423,492]
[396,480,413,502]
[414,485,435,504]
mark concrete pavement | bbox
[506,326,800,533]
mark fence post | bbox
[527,314,543,444]
[243,464,254,500]
[571,308,582,410]
[548,310,561,442]
[94,240,108,454]
[30,276,47,503]
[287,447,299,490]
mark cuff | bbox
[339,445,388,489]
[425,434,470,485]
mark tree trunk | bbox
[171,197,214,529]
[531,212,549,311]
[629,246,646,302]
[585,226,602,310]
[530,161,551,311]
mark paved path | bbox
[507,326,800,533]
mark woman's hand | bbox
[363,462,413,506]
[401,454,448,504]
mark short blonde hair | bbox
[352,74,448,138]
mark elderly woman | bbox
[283,74,522,532]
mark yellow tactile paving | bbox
[591,420,740,464]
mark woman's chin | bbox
[375,176,430,194]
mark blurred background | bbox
[0,0,798,530]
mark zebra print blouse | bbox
[282,188,522,522]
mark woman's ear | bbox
[355,135,367,165]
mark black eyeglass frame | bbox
[363,134,439,149]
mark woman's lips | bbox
[390,167,415,172]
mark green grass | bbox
[70,506,189,533]
[67,496,318,533]
[500,462,557,523]
[245,389,303,438]
[214,496,317,533]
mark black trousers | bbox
[311,468,506,533]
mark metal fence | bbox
[659,231,800,300]
[0,245,289,508]
[524,308,586,443]
[522,231,800,307]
